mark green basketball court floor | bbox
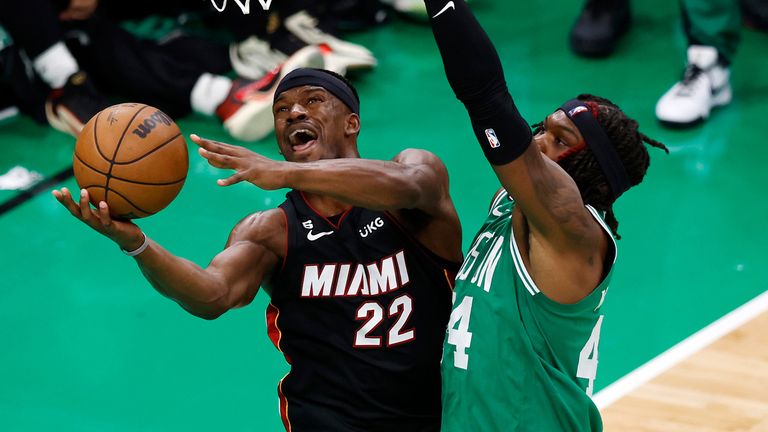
[1,1,766,430]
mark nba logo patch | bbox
[485,128,500,148]
[568,106,589,117]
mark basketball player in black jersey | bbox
[52,68,463,432]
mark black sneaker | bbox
[45,71,110,137]
[742,0,768,32]
[569,0,631,58]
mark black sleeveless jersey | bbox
[267,190,458,432]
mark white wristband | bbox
[122,232,149,257]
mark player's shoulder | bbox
[393,148,444,165]
[230,208,287,246]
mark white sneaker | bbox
[381,0,427,19]
[655,45,732,127]
[230,36,288,80]
[284,11,377,72]
[222,44,324,142]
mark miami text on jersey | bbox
[300,250,410,298]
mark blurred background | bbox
[0,0,766,430]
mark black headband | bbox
[274,68,360,115]
[559,99,630,199]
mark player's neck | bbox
[302,192,352,217]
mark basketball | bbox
[73,103,188,220]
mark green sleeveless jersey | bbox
[441,190,616,432]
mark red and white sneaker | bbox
[217,44,324,142]
[45,71,110,137]
[284,11,377,73]
[229,36,288,80]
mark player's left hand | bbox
[191,134,290,191]
[59,0,99,21]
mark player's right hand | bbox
[52,187,144,252]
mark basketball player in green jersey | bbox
[423,1,668,430]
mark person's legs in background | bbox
[0,0,109,136]
[655,0,741,127]
[569,0,632,57]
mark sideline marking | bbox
[594,290,768,409]
[0,165,73,217]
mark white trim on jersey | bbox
[488,189,509,216]
[584,205,618,265]
[509,228,540,296]
[508,204,617,296]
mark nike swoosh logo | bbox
[432,1,455,19]
[307,230,334,241]
[491,205,505,217]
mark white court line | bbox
[593,289,768,410]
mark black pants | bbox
[0,0,70,57]
[66,15,230,117]
[0,0,231,118]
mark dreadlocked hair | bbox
[545,94,668,239]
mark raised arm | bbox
[192,135,462,263]
[52,187,283,319]
[193,135,450,214]
[424,0,597,245]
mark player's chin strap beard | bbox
[558,100,631,200]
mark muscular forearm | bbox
[285,158,433,211]
[132,240,230,319]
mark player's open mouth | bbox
[289,129,318,152]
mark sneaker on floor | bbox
[218,44,324,142]
[284,11,377,72]
[655,45,732,128]
[569,0,631,58]
[230,36,288,80]
[45,71,110,137]
[381,0,427,20]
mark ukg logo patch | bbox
[210,0,273,14]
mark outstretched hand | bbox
[52,187,144,251]
[191,134,291,191]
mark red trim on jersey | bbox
[268,307,292,430]
[278,207,289,275]
[278,375,291,431]
[443,269,457,291]
[266,303,292,363]
[298,191,352,230]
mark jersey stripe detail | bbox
[508,228,540,296]
[266,303,283,351]
[277,374,291,431]
[585,205,618,264]
[488,189,508,215]
[444,269,455,290]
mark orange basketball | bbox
[73,103,188,219]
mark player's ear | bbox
[344,113,360,137]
